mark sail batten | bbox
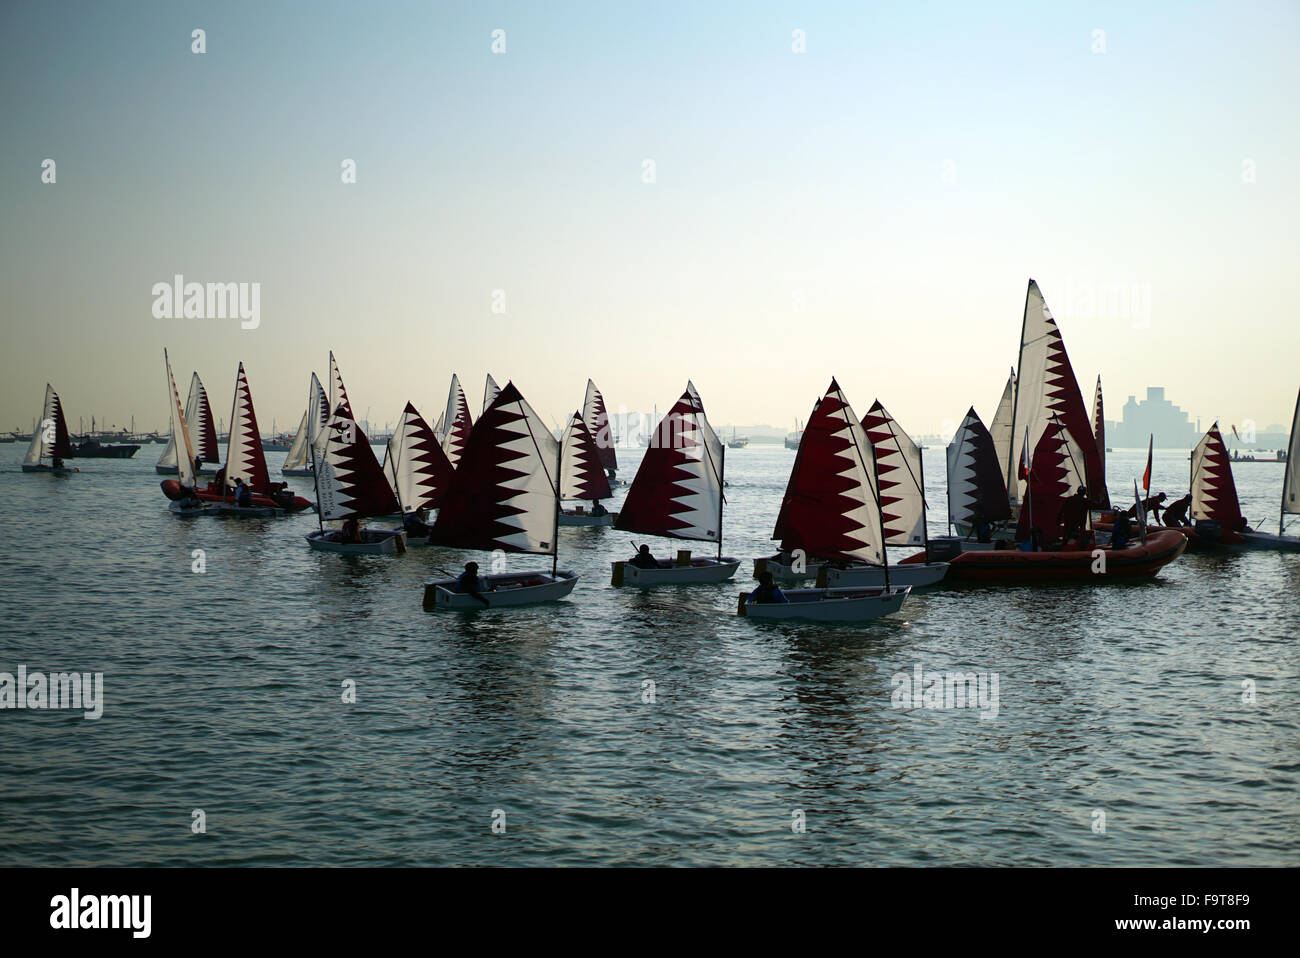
[772,380,884,565]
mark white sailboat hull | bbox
[306,529,406,554]
[1240,531,1300,552]
[611,557,741,586]
[559,510,614,526]
[740,585,910,622]
[424,570,579,609]
[822,562,950,588]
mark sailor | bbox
[52,456,64,470]
[194,455,203,476]
[234,477,253,507]
[1161,494,1192,527]
[1112,511,1133,549]
[402,511,430,537]
[1060,486,1089,545]
[1125,492,1167,524]
[590,500,608,517]
[969,502,993,542]
[628,545,659,569]
[749,571,789,604]
[454,561,490,607]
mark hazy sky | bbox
[3,0,1298,439]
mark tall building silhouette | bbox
[1105,387,1200,448]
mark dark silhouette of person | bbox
[629,545,659,569]
[454,561,490,607]
[749,570,789,604]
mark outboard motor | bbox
[927,537,964,562]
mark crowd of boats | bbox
[19,279,1300,622]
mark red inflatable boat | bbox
[939,528,1188,583]
[160,478,312,512]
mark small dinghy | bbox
[423,382,580,609]
[21,384,77,474]
[752,379,907,618]
[821,399,949,588]
[381,401,454,547]
[307,401,407,554]
[739,585,910,622]
[1186,423,1250,546]
[558,410,614,526]
[156,371,220,475]
[611,382,740,586]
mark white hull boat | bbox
[559,509,614,527]
[423,570,579,609]
[753,555,825,583]
[306,529,406,554]
[611,556,741,586]
[820,561,949,588]
[739,585,911,622]
[1240,530,1300,552]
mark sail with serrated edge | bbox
[947,407,1011,530]
[163,351,197,488]
[24,384,72,465]
[315,404,400,521]
[989,368,1015,484]
[863,400,927,547]
[1190,423,1243,530]
[1283,389,1300,528]
[224,363,270,494]
[772,379,884,565]
[384,402,454,514]
[1092,375,1110,508]
[440,374,473,468]
[582,379,618,472]
[483,374,501,416]
[560,411,613,501]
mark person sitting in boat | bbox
[1161,494,1192,527]
[402,511,430,537]
[52,456,64,470]
[749,571,789,604]
[1060,486,1089,546]
[629,545,660,569]
[590,500,608,517]
[1112,511,1133,549]
[969,502,993,543]
[233,478,253,507]
[454,561,490,607]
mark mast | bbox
[553,437,562,576]
[1007,285,1030,498]
[717,445,726,560]
[1284,388,1300,537]
[918,446,930,558]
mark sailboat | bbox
[22,385,77,474]
[943,414,1187,581]
[1003,281,1105,511]
[582,380,618,480]
[727,427,749,449]
[423,382,579,608]
[818,400,950,588]
[988,368,1015,480]
[282,373,329,476]
[1241,388,1300,550]
[306,403,407,553]
[611,382,740,586]
[558,411,615,525]
[943,407,1012,543]
[381,401,454,545]
[1187,422,1250,546]
[158,350,210,515]
[743,379,910,621]
[156,372,220,475]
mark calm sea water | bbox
[1,440,1297,866]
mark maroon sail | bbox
[224,363,271,493]
[316,403,400,519]
[560,412,613,501]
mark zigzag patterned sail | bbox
[989,368,1015,486]
[304,373,329,460]
[1283,389,1300,524]
[483,373,501,416]
[24,384,72,464]
[191,374,219,465]
[440,374,473,468]
[316,405,400,520]
[560,412,613,501]
[772,380,884,565]
[863,400,927,547]
[1015,417,1087,541]
[1006,281,1104,505]
[946,407,1011,529]
[224,363,270,494]
[328,352,350,419]
[384,402,454,514]
[163,351,197,488]
[429,382,559,555]
[1190,423,1243,529]
[1092,376,1110,508]
[582,379,618,472]
[615,383,724,543]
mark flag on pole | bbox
[1142,434,1153,494]
[1134,479,1147,542]
[1231,425,1241,441]
[1018,427,1031,481]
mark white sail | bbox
[864,400,926,547]
[384,402,452,514]
[306,372,330,460]
[1284,388,1300,523]
[283,409,311,470]
[316,407,400,521]
[989,368,1015,490]
[946,407,1011,530]
[25,384,68,465]
[483,373,501,416]
[440,373,473,467]
[560,412,613,501]
[164,351,197,488]
[328,352,350,417]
